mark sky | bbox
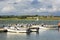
[0,0,60,16]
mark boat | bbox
[30,25,47,29]
[4,24,41,33]
[4,26,31,33]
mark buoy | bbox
[58,22,60,31]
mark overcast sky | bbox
[0,0,60,16]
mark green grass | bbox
[0,17,60,20]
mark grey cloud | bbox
[0,0,60,16]
[0,0,7,1]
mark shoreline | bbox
[0,18,60,20]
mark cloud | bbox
[1,5,16,12]
[6,0,21,4]
[0,0,60,16]
[0,0,6,1]
[15,0,21,2]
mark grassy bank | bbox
[0,16,60,20]
[0,18,60,20]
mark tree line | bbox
[0,15,60,19]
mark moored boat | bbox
[4,26,31,33]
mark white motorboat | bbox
[31,25,47,29]
[4,26,30,33]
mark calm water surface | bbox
[0,29,60,40]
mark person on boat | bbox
[58,22,60,31]
[3,25,5,27]
[41,23,44,27]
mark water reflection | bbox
[6,32,27,40]
[6,32,40,40]
[1,29,60,40]
[6,29,47,40]
[0,33,7,40]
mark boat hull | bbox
[7,29,27,33]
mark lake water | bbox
[0,20,60,40]
[0,29,60,40]
[0,20,60,27]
